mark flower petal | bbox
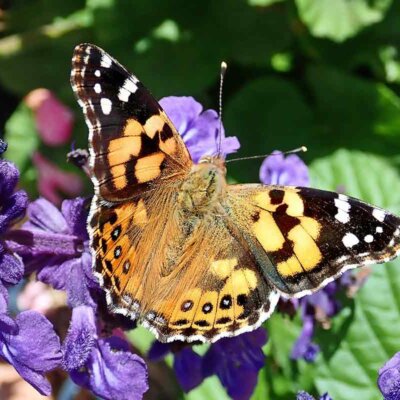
[0,311,62,395]
[160,96,203,135]
[66,257,95,308]
[259,152,310,186]
[202,329,267,399]
[61,198,89,239]
[26,197,68,234]
[72,336,148,400]
[35,92,74,147]
[0,160,19,200]
[174,348,204,392]
[0,191,28,235]
[63,305,96,371]
[0,251,24,285]
[378,352,400,399]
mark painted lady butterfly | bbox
[71,43,400,343]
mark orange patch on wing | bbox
[108,136,142,164]
[124,119,144,137]
[144,115,164,139]
[159,137,176,155]
[135,152,165,183]
[133,199,148,225]
[110,164,127,189]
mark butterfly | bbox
[71,43,400,343]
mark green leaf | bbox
[248,0,285,6]
[224,76,313,182]
[4,103,39,171]
[185,376,230,400]
[295,0,393,42]
[308,149,400,399]
[306,66,400,157]
[189,0,292,67]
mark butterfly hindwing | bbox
[71,43,192,202]
[226,185,400,297]
[90,191,279,343]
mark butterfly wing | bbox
[226,184,400,297]
[90,190,279,343]
[71,43,192,202]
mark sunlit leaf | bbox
[295,0,393,42]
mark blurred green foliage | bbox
[2,1,400,399]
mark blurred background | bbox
[1,1,400,399]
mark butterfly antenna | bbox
[217,61,227,157]
[226,146,307,163]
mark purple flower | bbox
[173,348,204,392]
[0,160,27,304]
[297,391,333,400]
[149,328,267,399]
[291,313,320,363]
[203,329,267,400]
[378,352,400,399]
[64,306,148,400]
[160,96,240,162]
[260,151,309,186]
[8,197,97,308]
[0,311,62,395]
[0,138,7,154]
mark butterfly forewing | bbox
[71,43,192,202]
[226,185,400,297]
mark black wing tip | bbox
[73,42,103,55]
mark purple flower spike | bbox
[0,160,27,293]
[291,313,320,363]
[297,391,315,400]
[297,392,333,400]
[160,96,240,162]
[378,352,400,399]
[8,197,97,308]
[202,328,267,400]
[0,311,62,395]
[0,138,7,154]
[260,151,309,186]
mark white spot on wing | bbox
[372,208,386,222]
[95,69,101,77]
[100,53,112,68]
[118,78,138,102]
[364,234,374,243]
[342,233,359,248]
[376,226,383,233]
[100,98,112,115]
[334,197,350,223]
[335,209,350,223]
[94,83,101,94]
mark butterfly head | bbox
[178,156,226,212]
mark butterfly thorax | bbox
[178,157,226,213]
